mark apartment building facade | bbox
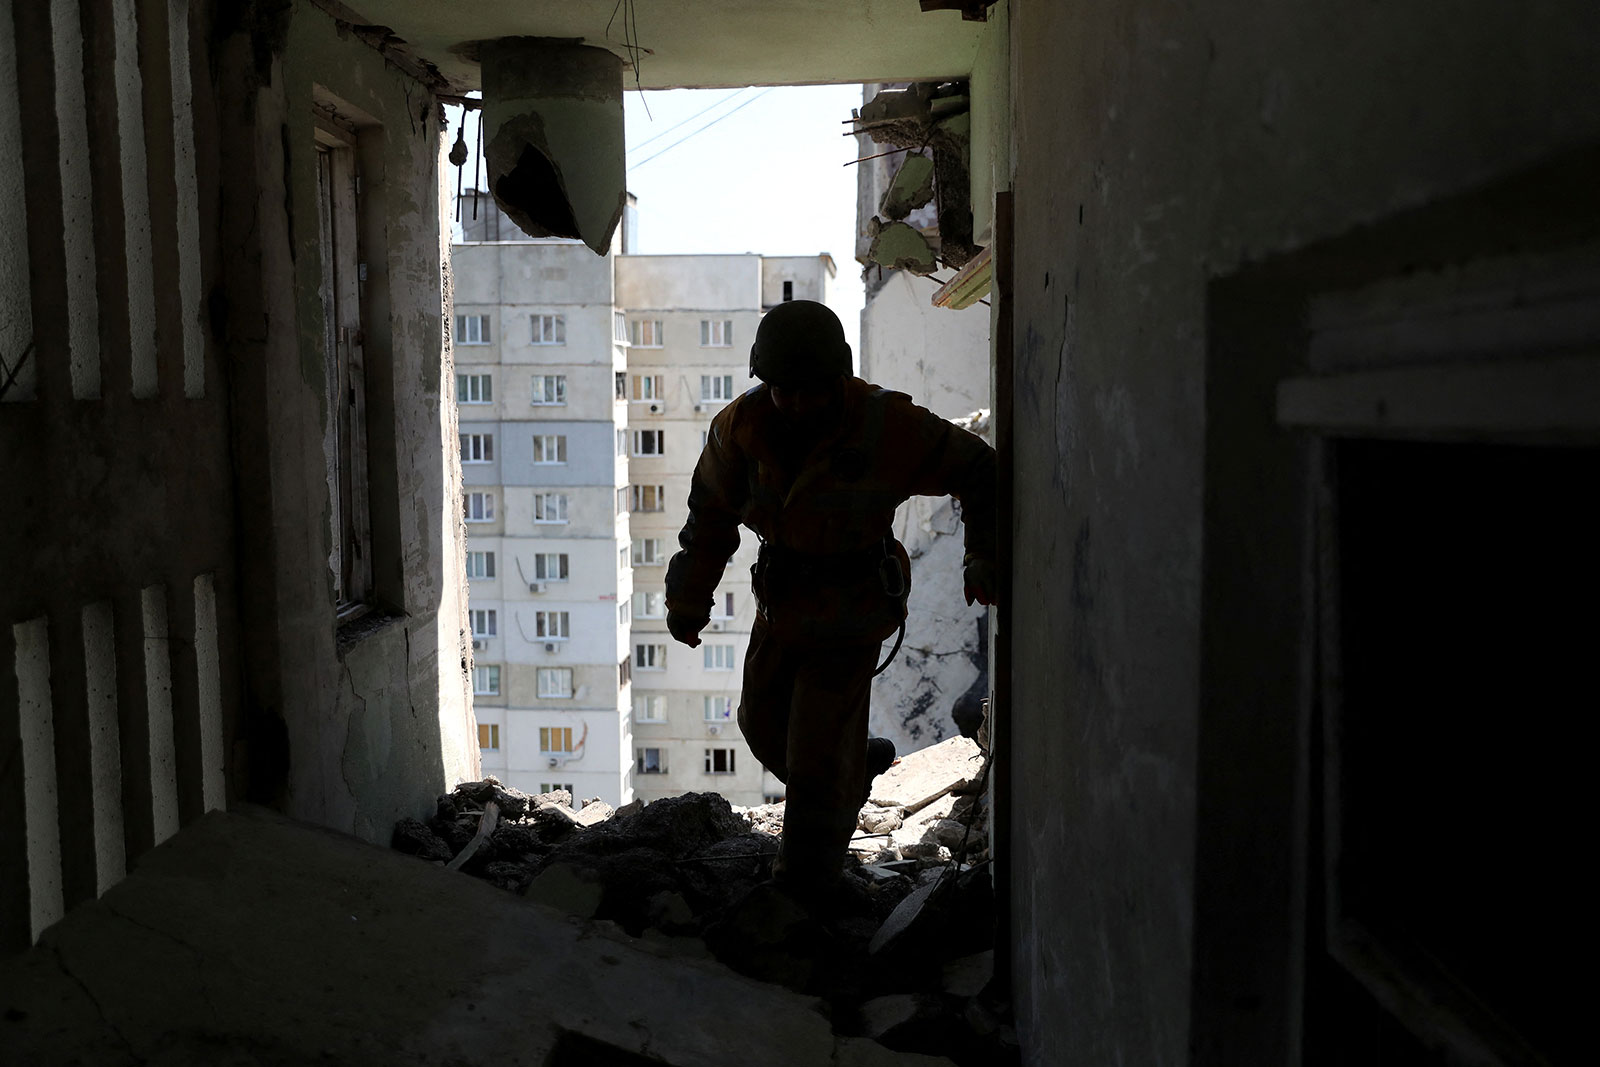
[454,202,834,807]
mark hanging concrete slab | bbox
[480,37,625,254]
[880,154,937,221]
[867,218,939,275]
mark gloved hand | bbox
[667,609,709,648]
[963,557,998,606]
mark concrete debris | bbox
[392,777,1016,1066]
[870,735,983,812]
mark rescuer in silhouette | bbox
[665,300,997,896]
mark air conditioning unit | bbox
[547,757,559,768]
[471,638,484,650]
[707,724,722,736]
[693,403,703,413]
[709,621,724,631]
[544,642,557,653]
[529,582,545,594]
[648,403,660,414]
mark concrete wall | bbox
[615,255,762,312]
[1002,0,1600,1062]
[860,270,990,418]
[238,5,475,844]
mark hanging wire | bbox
[629,88,774,170]
[628,87,747,155]
[472,108,482,220]
[607,0,652,119]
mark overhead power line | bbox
[628,87,749,154]
[628,88,775,171]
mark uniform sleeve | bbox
[665,405,748,619]
[901,403,998,564]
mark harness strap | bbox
[872,620,906,677]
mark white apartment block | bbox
[454,197,835,808]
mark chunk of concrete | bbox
[866,218,938,275]
[858,805,904,834]
[879,154,936,221]
[858,993,921,1038]
[575,799,614,826]
[869,736,981,812]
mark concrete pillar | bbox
[479,37,625,256]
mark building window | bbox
[458,373,493,403]
[464,492,495,523]
[615,487,628,516]
[700,374,735,402]
[533,493,568,523]
[540,726,574,754]
[456,314,492,345]
[704,695,734,722]
[535,611,570,640]
[635,643,667,670]
[613,311,629,344]
[316,139,372,612]
[530,374,566,405]
[618,598,630,625]
[630,319,663,347]
[466,550,496,579]
[615,371,627,400]
[531,313,566,345]
[477,723,499,750]
[460,433,494,463]
[473,665,500,696]
[630,485,666,512]
[700,319,733,347]
[637,747,666,774]
[620,545,631,570]
[619,655,632,687]
[703,644,735,670]
[634,591,666,618]
[539,781,576,796]
[635,694,666,722]
[631,429,664,456]
[633,538,665,565]
[537,667,573,698]
[616,429,628,456]
[704,748,736,774]
[532,435,568,464]
[534,552,569,581]
[470,609,497,638]
[713,591,734,618]
[782,281,793,302]
[632,374,664,402]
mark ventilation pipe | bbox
[479,37,625,255]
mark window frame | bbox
[536,667,574,699]
[703,643,736,670]
[457,372,493,403]
[533,493,569,524]
[630,429,665,457]
[533,552,570,582]
[464,491,495,523]
[466,550,496,580]
[634,643,667,671]
[637,747,667,774]
[704,695,734,722]
[534,610,571,640]
[460,432,494,464]
[630,484,666,513]
[530,374,567,406]
[531,313,567,346]
[634,693,666,723]
[470,608,497,638]
[700,374,736,402]
[630,319,664,347]
[455,313,492,345]
[634,591,667,618]
[532,434,568,465]
[700,318,733,347]
[632,537,665,565]
[631,374,665,402]
[472,665,501,696]
[477,723,499,749]
[704,747,737,774]
[539,726,575,754]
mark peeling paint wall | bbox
[1003,0,1600,1062]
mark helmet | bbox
[749,300,852,386]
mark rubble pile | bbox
[391,736,1014,1066]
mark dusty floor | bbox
[0,806,961,1066]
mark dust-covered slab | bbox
[868,735,983,812]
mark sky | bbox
[445,85,867,353]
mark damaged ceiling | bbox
[314,0,988,93]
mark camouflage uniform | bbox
[666,376,996,887]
